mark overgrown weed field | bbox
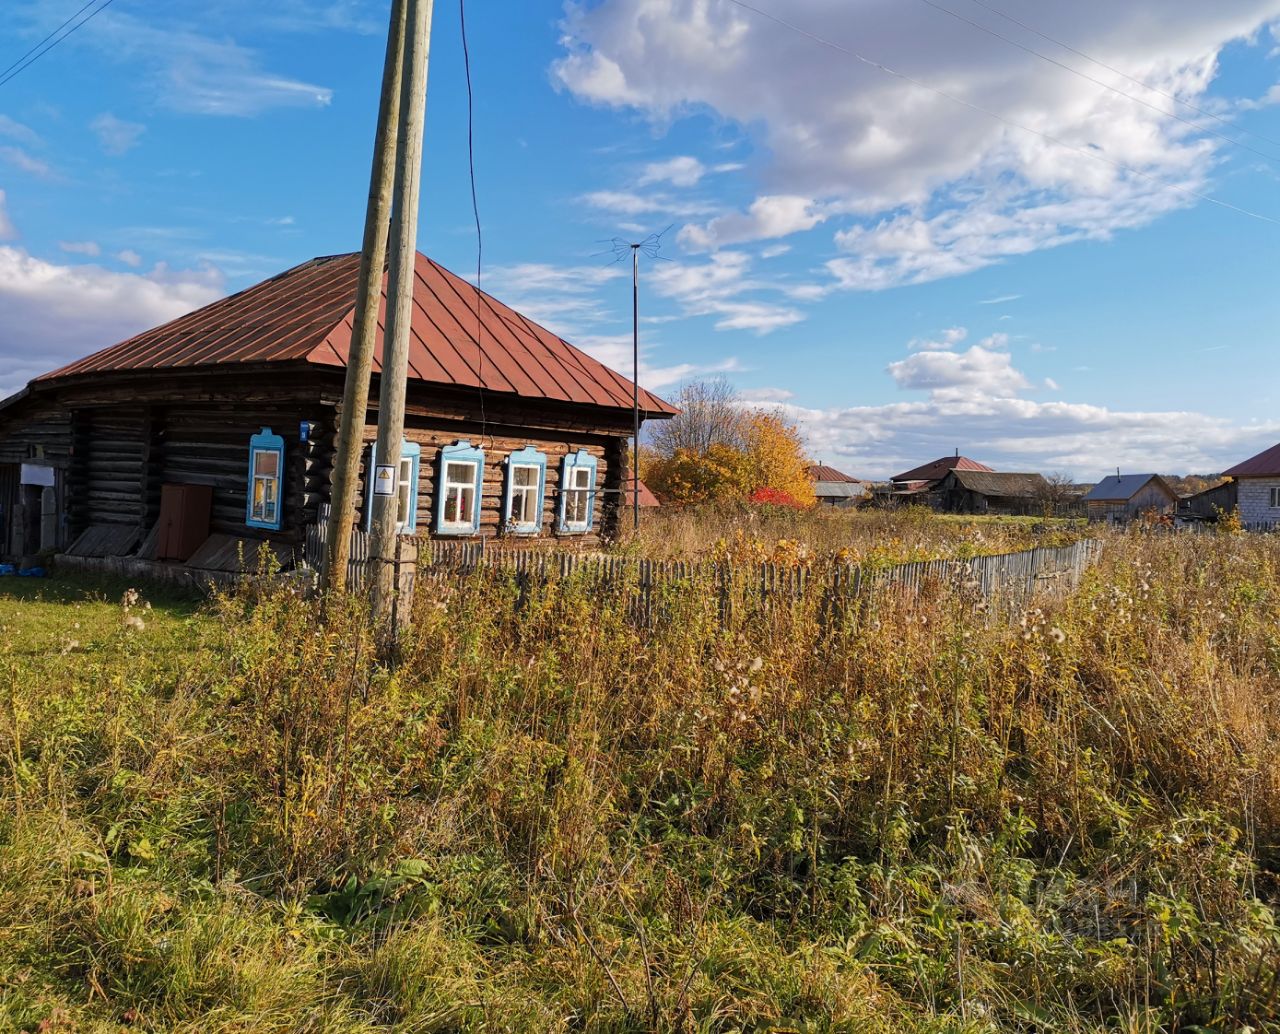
[625,504,1086,564]
[2,526,1279,1032]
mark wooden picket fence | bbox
[305,505,1103,620]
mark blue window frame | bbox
[364,439,421,533]
[435,440,485,536]
[502,446,547,534]
[246,427,285,530]
[557,449,598,534]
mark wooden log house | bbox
[0,251,677,573]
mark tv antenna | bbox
[598,227,671,532]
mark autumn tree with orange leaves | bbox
[643,379,815,506]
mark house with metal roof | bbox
[1222,442,1280,526]
[934,468,1050,515]
[1081,474,1178,521]
[0,251,676,570]
[806,464,867,507]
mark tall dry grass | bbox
[624,502,1086,564]
[1,529,1279,1031]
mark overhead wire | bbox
[0,0,100,80]
[722,0,1280,227]
[0,0,121,89]
[962,0,1280,152]
[912,0,1280,168]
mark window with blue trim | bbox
[246,427,285,530]
[364,439,421,533]
[503,446,547,534]
[435,441,485,535]
[557,449,598,534]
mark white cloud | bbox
[116,249,143,267]
[649,250,806,332]
[0,146,53,179]
[0,115,40,147]
[25,6,335,116]
[557,0,1280,287]
[477,262,626,332]
[680,194,824,251]
[980,293,1022,305]
[58,241,102,257]
[0,191,14,240]
[638,155,706,187]
[90,113,146,156]
[908,326,968,351]
[782,394,1280,481]
[580,189,713,219]
[572,332,740,392]
[888,342,1031,396]
[0,246,224,397]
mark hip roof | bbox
[892,454,992,483]
[36,252,678,418]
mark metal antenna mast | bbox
[601,229,668,532]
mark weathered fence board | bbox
[305,504,1104,618]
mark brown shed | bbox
[0,252,676,570]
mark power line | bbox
[0,0,120,89]
[963,0,1280,152]
[0,0,100,81]
[723,0,1280,227]
[912,0,1280,168]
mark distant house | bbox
[807,464,867,507]
[622,478,661,509]
[1081,474,1178,521]
[0,251,677,568]
[1178,479,1237,522]
[882,454,993,505]
[1222,443,1280,526]
[935,469,1050,515]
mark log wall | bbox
[342,417,626,544]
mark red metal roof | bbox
[892,455,992,483]
[623,478,661,508]
[39,252,678,417]
[807,464,861,483]
[1222,442,1280,478]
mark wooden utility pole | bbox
[631,244,640,532]
[322,0,409,593]
[369,0,435,621]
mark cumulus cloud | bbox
[888,341,1031,396]
[116,249,143,267]
[557,0,1280,282]
[59,241,101,257]
[680,194,825,251]
[0,245,224,397]
[781,393,1280,480]
[91,113,146,156]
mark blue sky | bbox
[2,0,1280,479]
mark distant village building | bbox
[1081,474,1178,521]
[1221,442,1280,526]
[623,478,661,509]
[0,251,677,569]
[807,464,867,507]
[1178,479,1237,523]
[883,453,993,504]
[934,469,1050,515]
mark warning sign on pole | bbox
[373,464,396,496]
